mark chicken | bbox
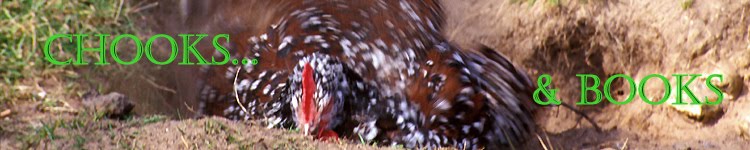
[198,0,538,149]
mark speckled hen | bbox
[198,0,538,149]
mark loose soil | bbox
[2,0,749,149]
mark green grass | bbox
[357,133,366,145]
[73,134,86,149]
[19,111,100,148]
[682,0,695,10]
[204,118,229,134]
[20,120,63,148]
[0,0,137,104]
[547,0,560,7]
[17,111,162,149]
[141,115,167,125]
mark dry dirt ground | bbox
[2,0,750,149]
[441,0,750,149]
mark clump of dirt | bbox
[82,92,134,119]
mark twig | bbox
[140,75,177,94]
[536,134,549,150]
[233,67,250,115]
[183,102,196,114]
[42,107,79,113]
[544,133,553,150]
[0,109,11,118]
[130,2,159,13]
[463,140,468,150]
[179,130,191,149]
[114,0,124,23]
[131,138,138,149]
[558,102,602,132]
[621,138,628,150]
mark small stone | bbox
[82,92,135,119]
[669,103,724,122]
[668,85,724,122]
[0,109,11,118]
[705,65,743,101]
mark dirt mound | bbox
[443,0,750,149]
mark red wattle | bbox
[317,130,339,141]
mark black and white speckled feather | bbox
[197,0,537,149]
